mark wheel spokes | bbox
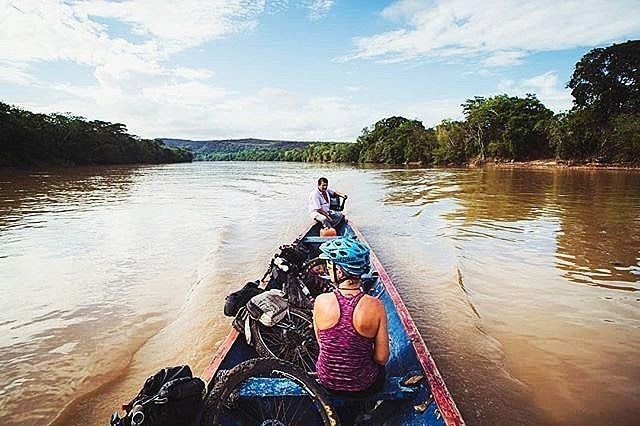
[256,311,318,370]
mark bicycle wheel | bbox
[251,308,319,372]
[201,358,340,426]
[300,257,334,296]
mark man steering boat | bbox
[308,177,347,229]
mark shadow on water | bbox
[382,168,640,288]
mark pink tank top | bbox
[316,290,380,391]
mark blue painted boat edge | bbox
[349,222,465,426]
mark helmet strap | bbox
[331,265,358,286]
[337,278,360,289]
[337,275,353,285]
[332,266,340,286]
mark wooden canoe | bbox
[199,220,464,425]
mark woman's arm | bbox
[372,301,390,365]
[313,298,320,340]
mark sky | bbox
[1,0,639,142]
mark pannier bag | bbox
[110,365,205,426]
[278,244,309,267]
[284,274,312,310]
[224,280,264,317]
[269,260,289,289]
[246,289,289,326]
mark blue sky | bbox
[1,0,639,141]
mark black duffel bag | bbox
[278,243,309,267]
[224,280,264,317]
[110,365,205,426]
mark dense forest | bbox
[189,40,638,165]
[0,104,192,167]
[162,138,313,161]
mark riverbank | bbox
[469,158,640,170]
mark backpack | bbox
[246,289,289,326]
[111,365,205,426]
[224,280,264,317]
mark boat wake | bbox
[50,223,255,426]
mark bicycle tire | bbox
[201,357,340,426]
[250,307,319,372]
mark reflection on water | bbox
[379,167,640,425]
[0,167,136,231]
[382,168,640,288]
[1,164,639,425]
[552,172,640,290]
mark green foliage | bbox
[357,116,434,164]
[547,110,599,159]
[608,114,640,162]
[196,142,361,163]
[568,40,640,122]
[561,40,640,161]
[0,102,192,167]
[433,120,468,164]
[462,94,554,161]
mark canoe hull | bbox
[201,220,464,425]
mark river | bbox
[0,162,638,425]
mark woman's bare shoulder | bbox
[314,292,336,309]
[362,294,385,310]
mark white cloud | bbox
[75,0,264,52]
[0,1,158,65]
[483,51,526,67]
[308,0,335,20]
[0,0,329,67]
[36,78,383,141]
[498,71,573,112]
[0,0,352,141]
[346,0,640,65]
[172,67,214,80]
[0,62,35,85]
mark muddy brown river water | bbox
[0,162,638,425]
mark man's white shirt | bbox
[308,187,334,217]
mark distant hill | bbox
[161,138,315,159]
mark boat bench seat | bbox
[237,376,422,401]
[301,236,340,243]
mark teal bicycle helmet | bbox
[318,237,371,277]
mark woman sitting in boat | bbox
[313,237,389,396]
